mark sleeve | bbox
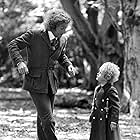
[91,85,100,110]
[7,30,33,66]
[108,87,120,123]
[57,35,72,69]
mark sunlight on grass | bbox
[57,132,90,140]
[0,103,140,140]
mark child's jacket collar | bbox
[101,83,112,93]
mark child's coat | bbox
[89,83,121,140]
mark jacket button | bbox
[94,107,97,110]
[100,118,102,121]
[54,65,57,68]
[94,98,96,100]
[93,117,95,119]
[101,109,103,111]
[49,67,53,70]
[102,99,104,102]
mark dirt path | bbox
[0,100,140,140]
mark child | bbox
[89,62,121,140]
[8,8,76,140]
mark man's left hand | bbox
[67,65,78,77]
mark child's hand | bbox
[89,112,94,122]
[110,122,117,131]
[89,115,93,122]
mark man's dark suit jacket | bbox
[8,29,72,94]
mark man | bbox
[8,8,76,140]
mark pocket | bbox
[23,74,34,90]
[26,70,42,90]
[28,70,41,78]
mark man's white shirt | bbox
[48,31,56,41]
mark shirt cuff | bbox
[111,122,117,125]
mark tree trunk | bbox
[129,25,140,117]
[121,0,140,117]
[60,0,99,89]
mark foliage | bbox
[0,0,37,38]
[0,0,38,84]
[60,0,125,94]
[58,34,91,89]
[0,0,41,87]
[0,0,133,94]
[0,0,94,89]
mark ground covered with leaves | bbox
[0,99,140,140]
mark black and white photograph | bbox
[0,0,140,140]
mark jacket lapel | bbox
[95,83,112,99]
[50,39,64,60]
[103,83,112,93]
[41,31,65,60]
[102,83,112,99]
[51,37,65,60]
[41,30,51,47]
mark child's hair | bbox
[99,62,120,83]
[43,8,71,31]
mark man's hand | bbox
[17,62,29,75]
[67,65,78,78]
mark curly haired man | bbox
[8,8,77,140]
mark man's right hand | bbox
[17,62,29,75]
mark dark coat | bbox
[89,83,121,140]
[8,29,72,94]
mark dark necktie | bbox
[50,38,59,51]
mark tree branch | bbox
[103,0,122,33]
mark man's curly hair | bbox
[43,8,71,31]
[99,62,120,83]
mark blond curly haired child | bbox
[89,62,121,140]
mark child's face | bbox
[53,23,68,38]
[96,70,107,84]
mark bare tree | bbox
[60,0,122,91]
[60,0,140,116]
[120,0,140,116]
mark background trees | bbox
[0,0,140,115]
[120,0,140,116]
[60,0,140,115]
[60,0,123,96]
[0,0,37,87]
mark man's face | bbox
[54,23,68,38]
